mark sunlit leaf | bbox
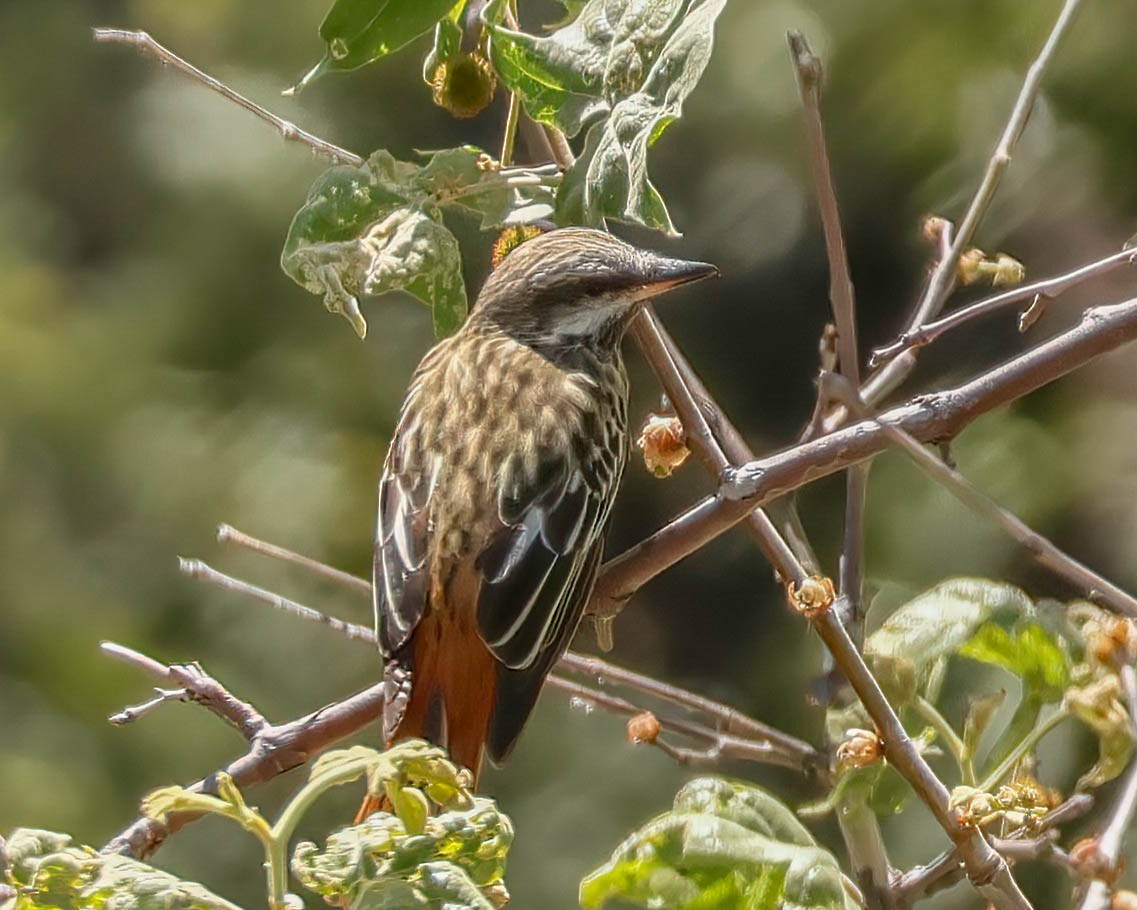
[485,0,724,233]
[282,148,554,337]
[291,0,460,93]
[554,0,725,233]
[292,796,511,907]
[580,777,857,910]
[2,829,243,910]
[960,621,1071,703]
[865,578,1033,692]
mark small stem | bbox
[870,247,1137,366]
[914,695,968,775]
[264,752,376,910]
[179,557,375,642]
[217,524,369,595]
[92,28,362,167]
[859,0,1085,407]
[978,708,1069,792]
[501,92,522,166]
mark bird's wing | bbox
[485,539,604,763]
[373,414,436,660]
[474,447,611,672]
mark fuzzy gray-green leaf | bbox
[3,829,243,910]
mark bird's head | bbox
[470,228,718,349]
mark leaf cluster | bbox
[581,777,859,910]
[281,0,727,336]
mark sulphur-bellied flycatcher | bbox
[367,227,717,797]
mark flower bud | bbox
[787,575,836,616]
[1070,837,1120,883]
[627,710,662,745]
[491,224,543,268]
[430,50,496,119]
[637,413,690,478]
[836,728,884,770]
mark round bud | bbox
[637,413,690,478]
[627,710,662,745]
[431,50,496,119]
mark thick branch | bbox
[593,298,1137,613]
[103,682,385,858]
[819,371,1137,618]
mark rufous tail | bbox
[354,610,495,824]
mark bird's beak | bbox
[639,257,720,298]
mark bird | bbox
[360,228,717,816]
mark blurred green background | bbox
[3,0,1137,907]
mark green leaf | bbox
[291,0,460,93]
[580,778,857,910]
[483,0,612,136]
[673,778,814,847]
[282,148,555,336]
[292,796,512,907]
[554,0,725,233]
[865,578,1033,694]
[959,622,1071,702]
[422,4,465,84]
[2,829,244,910]
[485,0,724,233]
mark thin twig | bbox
[217,524,370,595]
[1077,665,1137,910]
[181,550,825,775]
[788,32,860,389]
[545,674,820,773]
[179,557,376,642]
[556,650,826,775]
[787,32,871,636]
[897,795,1094,903]
[859,0,1085,408]
[819,371,1137,618]
[592,297,1137,620]
[92,28,363,167]
[215,522,825,775]
[101,642,267,739]
[629,309,808,584]
[871,247,1137,366]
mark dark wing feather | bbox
[486,540,604,763]
[475,450,608,671]
[373,421,435,659]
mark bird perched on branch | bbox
[359,228,717,817]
